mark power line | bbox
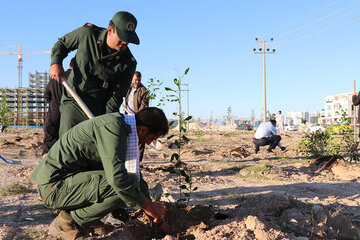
[286,7,360,40]
[278,15,360,48]
[276,0,360,40]
[262,0,342,39]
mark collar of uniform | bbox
[97,29,107,47]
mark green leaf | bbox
[165,87,176,92]
[167,134,175,139]
[184,67,189,75]
[180,170,188,177]
[193,187,198,191]
[169,120,175,126]
[174,140,181,148]
[182,135,190,142]
[184,116,192,121]
[175,161,182,168]
[166,169,177,174]
[180,185,188,190]
[171,153,179,161]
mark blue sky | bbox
[0,0,359,120]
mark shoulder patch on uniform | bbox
[83,22,94,28]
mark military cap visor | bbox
[112,11,140,45]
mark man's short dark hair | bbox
[69,57,75,68]
[109,20,115,30]
[134,71,141,77]
[135,107,169,136]
[270,119,277,125]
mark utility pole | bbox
[181,84,190,129]
[253,38,275,122]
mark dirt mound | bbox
[91,194,359,239]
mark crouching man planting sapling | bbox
[31,107,173,239]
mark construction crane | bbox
[0,45,51,125]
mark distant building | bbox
[321,92,354,124]
[286,111,309,125]
[2,71,48,126]
[309,111,322,124]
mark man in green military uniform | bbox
[49,11,139,136]
[30,107,171,239]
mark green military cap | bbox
[112,11,140,45]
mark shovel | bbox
[61,77,94,119]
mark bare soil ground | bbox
[0,128,360,239]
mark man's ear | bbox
[108,25,114,34]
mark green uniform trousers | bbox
[37,170,149,228]
[59,102,94,137]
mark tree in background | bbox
[251,109,255,126]
[224,105,232,125]
[0,89,11,132]
[147,78,165,108]
[209,111,213,125]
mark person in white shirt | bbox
[276,110,285,135]
[253,120,286,153]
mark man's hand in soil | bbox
[141,198,166,223]
[157,221,176,235]
[49,63,66,83]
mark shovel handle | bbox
[61,77,94,119]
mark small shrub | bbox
[0,182,32,196]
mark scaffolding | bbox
[2,71,48,126]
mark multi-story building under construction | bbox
[1,71,48,126]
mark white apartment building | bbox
[286,111,309,125]
[322,92,355,124]
[309,111,323,124]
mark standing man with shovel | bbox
[49,11,139,136]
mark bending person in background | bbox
[253,119,286,153]
[42,58,75,157]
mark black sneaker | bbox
[267,149,273,153]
